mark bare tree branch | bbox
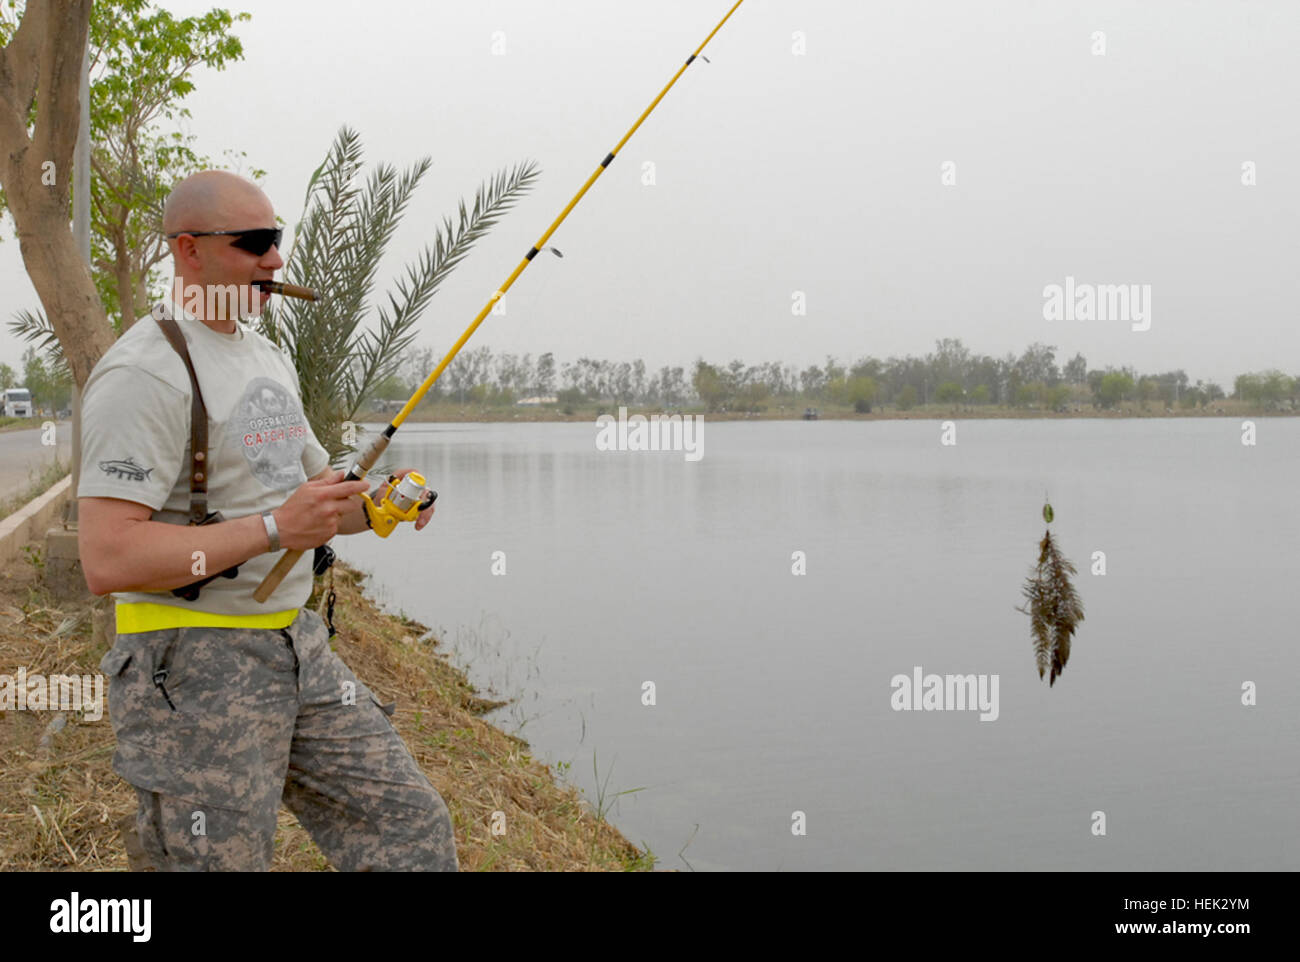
[0,0,44,120]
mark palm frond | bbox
[258,126,540,463]
[8,308,72,379]
[347,159,541,415]
[8,308,62,361]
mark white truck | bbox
[3,387,33,418]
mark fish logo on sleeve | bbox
[97,457,154,482]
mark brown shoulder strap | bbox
[153,310,210,525]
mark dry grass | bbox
[0,416,47,435]
[0,461,68,522]
[0,550,653,872]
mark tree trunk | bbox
[134,271,150,328]
[0,0,114,387]
[116,240,136,331]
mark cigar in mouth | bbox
[254,280,318,301]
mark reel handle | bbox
[253,548,303,603]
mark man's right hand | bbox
[272,471,371,550]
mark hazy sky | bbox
[2,0,1297,388]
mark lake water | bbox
[337,417,1299,871]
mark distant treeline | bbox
[382,339,1296,413]
[0,348,72,413]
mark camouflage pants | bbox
[98,608,458,871]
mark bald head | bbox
[163,170,271,235]
[161,170,283,329]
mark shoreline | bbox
[358,403,1294,424]
[0,551,652,871]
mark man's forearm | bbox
[82,513,271,595]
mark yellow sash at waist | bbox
[115,602,299,634]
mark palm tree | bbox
[255,125,540,462]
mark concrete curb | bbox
[0,475,72,571]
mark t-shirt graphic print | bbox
[230,376,313,490]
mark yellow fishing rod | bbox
[254,0,746,602]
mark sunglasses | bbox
[165,227,283,256]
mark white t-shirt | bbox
[77,302,332,615]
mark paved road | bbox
[0,420,73,495]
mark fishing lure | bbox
[1018,497,1085,686]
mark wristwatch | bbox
[261,510,280,553]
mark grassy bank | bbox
[0,460,69,523]
[0,552,652,871]
[0,416,41,435]
[360,398,1288,424]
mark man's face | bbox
[187,189,284,320]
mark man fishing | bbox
[78,169,458,872]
